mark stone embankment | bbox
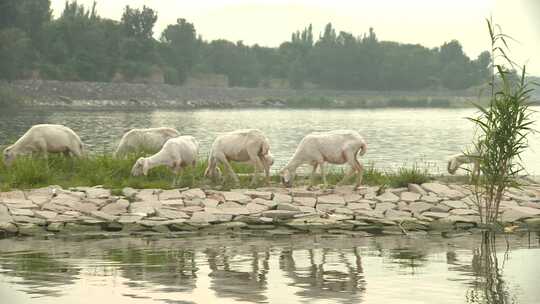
[7,80,479,109]
[1,182,540,238]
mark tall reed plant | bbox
[467,19,536,225]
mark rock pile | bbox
[1,182,540,238]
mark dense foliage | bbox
[0,0,491,90]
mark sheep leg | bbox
[310,163,319,186]
[320,162,328,188]
[338,167,356,186]
[247,148,265,185]
[221,158,240,184]
[343,151,364,188]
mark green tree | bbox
[160,18,198,84]
[0,28,32,80]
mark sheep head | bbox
[280,168,294,187]
[131,157,149,176]
[2,146,14,167]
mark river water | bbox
[0,233,538,304]
[0,108,539,173]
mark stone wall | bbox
[1,182,540,238]
[5,80,480,109]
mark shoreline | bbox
[1,182,539,239]
[3,79,491,109]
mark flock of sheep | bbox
[1,124,474,187]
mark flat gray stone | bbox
[122,187,138,198]
[385,209,412,219]
[244,190,273,200]
[2,199,37,209]
[100,199,129,215]
[90,211,118,222]
[441,200,469,210]
[500,206,540,223]
[422,182,463,199]
[441,215,479,224]
[374,202,396,213]
[159,189,183,200]
[450,209,479,216]
[219,201,243,209]
[293,197,317,207]
[156,208,189,219]
[252,198,277,208]
[181,188,206,199]
[12,215,46,225]
[18,224,46,236]
[72,201,99,214]
[135,189,159,201]
[285,216,345,230]
[400,192,421,202]
[262,210,300,220]
[222,191,251,204]
[129,200,160,216]
[374,192,399,203]
[161,199,186,207]
[430,204,451,213]
[246,202,270,213]
[318,194,346,205]
[408,184,427,195]
[85,187,111,199]
[235,215,274,224]
[0,190,26,200]
[273,193,292,204]
[46,222,64,232]
[290,188,318,198]
[34,210,58,220]
[334,207,354,215]
[8,208,34,217]
[277,203,302,212]
[343,193,362,203]
[316,203,339,212]
[181,206,204,213]
[202,198,220,208]
[347,202,372,210]
[353,210,384,218]
[118,214,144,224]
[422,195,441,204]
[422,211,450,219]
[408,202,433,213]
[190,211,226,223]
[297,206,317,214]
[41,202,72,213]
[206,206,250,216]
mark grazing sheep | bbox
[447,153,479,176]
[131,136,199,185]
[2,124,84,166]
[114,127,180,157]
[204,129,272,185]
[280,130,367,188]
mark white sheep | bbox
[3,124,84,166]
[204,129,272,185]
[280,130,367,188]
[114,127,180,157]
[131,135,199,185]
[447,153,479,176]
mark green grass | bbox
[0,154,433,191]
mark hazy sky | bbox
[50,0,540,75]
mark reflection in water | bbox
[466,233,514,304]
[279,248,366,303]
[2,108,540,173]
[0,234,538,304]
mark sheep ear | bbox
[142,159,149,176]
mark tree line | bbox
[0,0,491,90]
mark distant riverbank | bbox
[2,80,494,109]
